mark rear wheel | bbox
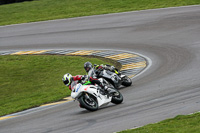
[111,90,123,104]
[122,76,132,87]
[79,94,98,111]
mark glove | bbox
[81,75,85,80]
[82,75,89,80]
[110,66,115,71]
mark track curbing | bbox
[0,49,148,78]
[0,49,150,120]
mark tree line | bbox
[0,0,33,5]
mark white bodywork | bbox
[71,82,112,107]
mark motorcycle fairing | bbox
[71,83,111,107]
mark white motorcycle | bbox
[70,78,123,111]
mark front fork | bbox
[83,92,95,103]
[84,92,90,99]
[77,92,91,108]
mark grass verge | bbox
[119,112,200,133]
[0,0,200,26]
[0,55,117,116]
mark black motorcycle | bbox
[97,68,132,89]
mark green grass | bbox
[0,55,117,116]
[0,0,200,26]
[119,112,200,133]
[1,0,200,132]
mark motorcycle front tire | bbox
[79,95,98,111]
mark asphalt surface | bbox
[1,5,200,133]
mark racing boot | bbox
[104,86,118,96]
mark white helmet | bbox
[62,73,72,86]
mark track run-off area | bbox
[0,5,200,133]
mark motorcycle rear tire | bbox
[79,95,98,111]
[111,90,123,104]
[122,76,132,87]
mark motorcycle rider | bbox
[84,61,118,95]
[62,73,115,95]
[62,73,84,91]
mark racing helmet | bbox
[62,73,72,86]
[84,62,93,72]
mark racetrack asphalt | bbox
[0,5,200,133]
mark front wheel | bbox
[79,94,98,111]
[111,90,123,104]
[121,76,132,87]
